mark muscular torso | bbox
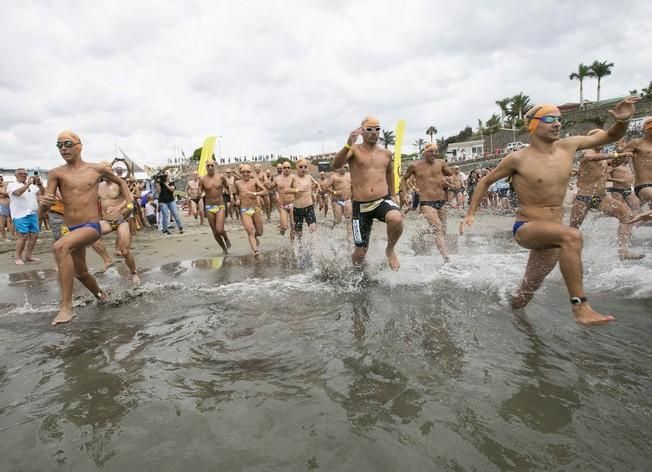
[291,174,315,209]
[576,151,609,196]
[330,173,352,200]
[609,162,634,189]
[235,179,261,209]
[200,174,227,205]
[349,144,392,201]
[52,163,105,226]
[99,179,129,221]
[187,179,201,199]
[411,160,448,201]
[274,174,295,205]
[628,138,652,185]
[510,145,575,223]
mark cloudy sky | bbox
[1,0,650,171]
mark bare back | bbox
[575,151,609,196]
[626,137,652,185]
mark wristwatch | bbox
[570,296,587,305]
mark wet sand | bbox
[0,210,518,275]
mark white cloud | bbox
[1,0,650,170]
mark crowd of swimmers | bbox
[18,96,652,327]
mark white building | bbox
[445,139,484,163]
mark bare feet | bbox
[511,289,535,309]
[52,307,76,325]
[100,260,114,273]
[96,291,109,303]
[15,258,24,265]
[573,303,615,325]
[132,273,141,284]
[254,250,260,259]
[225,237,232,249]
[25,257,41,262]
[619,251,645,261]
[385,249,400,271]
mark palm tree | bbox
[425,126,437,143]
[495,98,511,125]
[569,63,594,109]
[485,114,501,152]
[642,81,652,99]
[590,60,614,102]
[380,129,395,149]
[413,138,426,156]
[509,92,533,121]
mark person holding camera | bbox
[7,168,43,265]
[155,174,184,235]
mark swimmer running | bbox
[460,96,640,325]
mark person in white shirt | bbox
[7,168,43,264]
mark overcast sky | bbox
[1,0,650,170]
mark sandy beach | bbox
[0,210,519,276]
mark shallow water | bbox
[1,219,651,471]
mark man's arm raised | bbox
[331,128,361,170]
[564,96,640,152]
[459,154,518,234]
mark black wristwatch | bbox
[570,296,587,305]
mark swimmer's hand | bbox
[347,128,363,147]
[235,199,241,206]
[627,210,652,224]
[611,151,633,166]
[39,193,56,209]
[459,214,475,235]
[609,96,640,122]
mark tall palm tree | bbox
[380,129,395,149]
[590,60,614,102]
[425,126,437,143]
[495,98,511,125]
[413,138,426,156]
[569,63,594,109]
[509,92,533,121]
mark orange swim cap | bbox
[525,104,559,134]
[361,115,380,128]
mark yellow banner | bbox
[197,136,217,177]
[393,120,406,193]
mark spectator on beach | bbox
[0,174,13,241]
[155,174,184,235]
[7,168,43,264]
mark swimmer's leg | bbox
[512,247,559,309]
[420,205,449,263]
[384,210,403,271]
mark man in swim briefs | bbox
[622,116,652,207]
[98,161,141,283]
[400,143,452,263]
[607,152,640,213]
[331,115,403,271]
[460,96,640,325]
[40,130,133,326]
[199,159,232,254]
[185,171,205,225]
[568,130,641,261]
[266,162,295,236]
[285,159,319,238]
[325,165,352,235]
[234,164,266,257]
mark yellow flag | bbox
[197,136,217,177]
[393,120,406,193]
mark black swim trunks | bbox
[352,195,400,248]
[607,187,633,198]
[419,200,446,210]
[634,183,652,199]
[575,194,603,210]
[293,205,316,233]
